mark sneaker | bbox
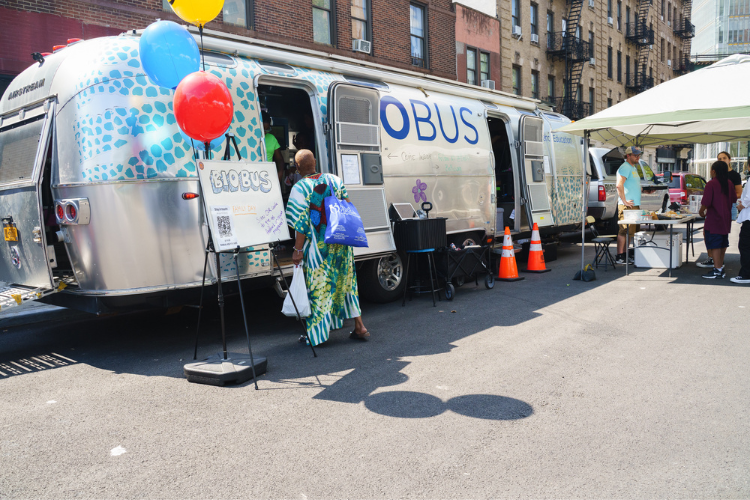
[702,268,726,279]
[696,258,714,268]
[730,276,750,284]
[615,255,626,265]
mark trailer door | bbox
[520,115,555,228]
[0,101,56,296]
[327,83,395,258]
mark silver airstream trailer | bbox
[0,31,584,312]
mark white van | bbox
[0,31,586,311]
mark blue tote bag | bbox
[324,181,368,247]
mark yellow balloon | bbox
[170,0,224,27]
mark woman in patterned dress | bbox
[285,149,369,345]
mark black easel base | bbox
[184,353,267,387]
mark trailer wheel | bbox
[445,283,455,301]
[358,253,406,303]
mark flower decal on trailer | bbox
[412,179,427,203]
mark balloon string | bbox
[199,24,206,72]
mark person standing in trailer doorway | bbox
[262,111,285,184]
[615,146,643,265]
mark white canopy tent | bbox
[553,54,750,276]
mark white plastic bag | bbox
[282,265,310,318]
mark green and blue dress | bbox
[285,173,361,345]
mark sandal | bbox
[349,330,370,341]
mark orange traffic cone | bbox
[497,227,524,282]
[524,223,551,273]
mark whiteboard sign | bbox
[341,154,361,185]
[197,159,289,249]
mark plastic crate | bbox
[393,218,447,251]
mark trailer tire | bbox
[358,253,406,303]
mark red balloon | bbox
[174,71,233,143]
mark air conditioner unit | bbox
[512,25,522,37]
[589,0,595,7]
[668,59,672,66]
[531,33,539,43]
[608,16,614,25]
[352,39,371,54]
[590,57,596,65]
[481,80,496,90]
[667,20,671,27]
[660,15,664,20]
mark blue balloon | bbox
[139,21,200,89]
[180,128,227,152]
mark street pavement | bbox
[0,228,748,498]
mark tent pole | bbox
[581,130,591,277]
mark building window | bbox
[531,70,540,99]
[512,0,520,28]
[512,65,521,95]
[313,0,335,45]
[589,31,595,58]
[480,52,489,82]
[410,3,427,68]
[577,84,583,102]
[548,75,555,99]
[562,18,567,36]
[589,87,595,112]
[547,11,554,47]
[607,0,612,18]
[661,0,665,16]
[617,1,622,29]
[667,2,671,21]
[221,0,255,28]
[617,50,622,81]
[626,54,630,82]
[608,98,613,107]
[607,46,613,78]
[467,48,477,85]
[530,3,539,36]
[661,38,665,62]
[351,0,370,43]
[626,6,630,31]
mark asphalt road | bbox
[1,227,748,498]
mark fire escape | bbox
[625,0,655,93]
[672,0,695,75]
[546,0,591,120]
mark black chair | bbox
[587,216,617,270]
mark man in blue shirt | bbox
[615,146,643,264]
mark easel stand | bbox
[184,237,268,388]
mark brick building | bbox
[0,0,457,97]
[454,0,694,120]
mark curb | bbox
[0,306,90,330]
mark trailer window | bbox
[0,115,45,185]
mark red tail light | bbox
[56,204,64,220]
[182,193,200,200]
[52,45,66,52]
[598,185,606,202]
[680,190,687,203]
[65,203,77,221]
[67,38,83,45]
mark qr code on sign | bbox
[217,216,233,237]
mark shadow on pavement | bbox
[0,237,705,420]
